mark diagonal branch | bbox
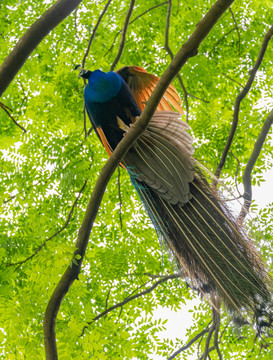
[110,0,136,71]
[209,27,237,55]
[221,72,243,88]
[5,180,88,268]
[82,0,112,69]
[167,327,210,360]
[0,101,27,133]
[104,2,168,57]
[43,1,235,358]
[214,24,273,182]
[164,0,189,122]
[229,7,241,56]
[0,0,83,97]
[238,108,273,225]
[81,274,178,336]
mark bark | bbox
[238,108,273,224]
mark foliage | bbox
[0,0,273,359]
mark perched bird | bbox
[79,65,272,329]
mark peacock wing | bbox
[123,111,194,205]
[116,66,184,114]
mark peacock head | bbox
[78,68,122,103]
[78,69,92,79]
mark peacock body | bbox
[79,66,272,329]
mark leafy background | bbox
[0,0,273,359]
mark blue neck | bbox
[84,70,122,104]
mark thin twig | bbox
[116,306,123,322]
[117,167,123,229]
[83,103,88,138]
[214,24,273,183]
[3,180,41,204]
[219,321,230,342]
[0,101,27,133]
[80,0,103,127]
[229,6,241,56]
[131,1,168,25]
[238,108,273,225]
[82,0,112,69]
[81,0,110,136]
[209,27,237,55]
[104,2,167,57]
[81,274,178,336]
[221,72,244,88]
[110,0,135,71]
[18,79,28,109]
[164,0,189,122]
[188,93,209,103]
[6,180,88,268]
[105,287,111,311]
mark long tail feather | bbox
[131,174,272,324]
[125,111,273,330]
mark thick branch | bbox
[43,1,235,358]
[214,24,273,181]
[110,0,135,71]
[238,108,273,224]
[0,0,82,97]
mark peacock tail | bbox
[123,111,272,324]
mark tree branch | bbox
[43,1,235,358]
[110,0,136,71]
[0,0,83,97]
[6,180,88,268]
[214,24,273,182]
[117,167,123,229]
[202,300,221,360]
[229,6,241,56]
[0,101,27,133]
[167,327,210,360]
[104,2,168,57]
[221,72,243,88]
[82,0,112,69]
[81,274,178,336]
[209,27,237,55]
[238,108,273,224]
[213,307,222,360]
[164,0,189,122]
